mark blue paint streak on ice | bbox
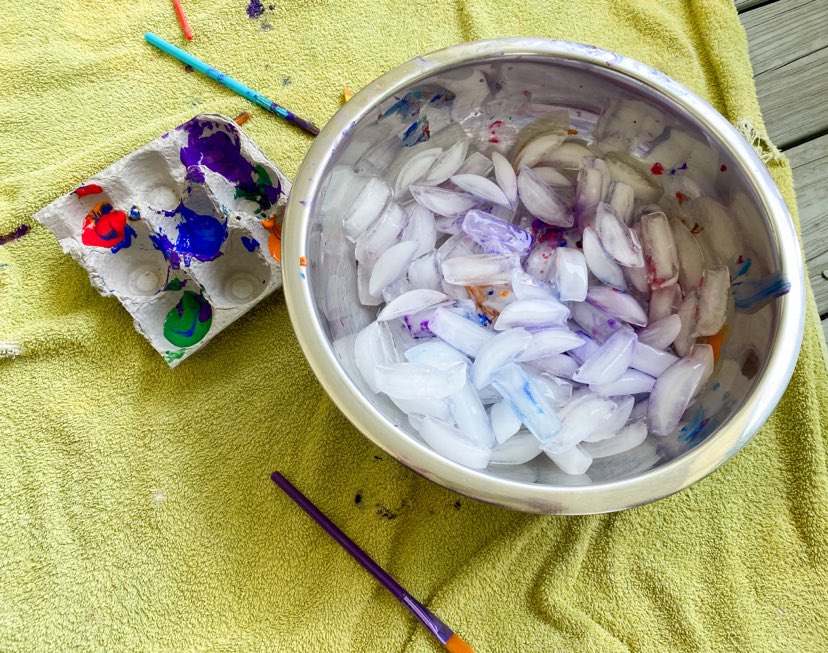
[679,405,712,446]
[381,89,454,121]
[733,258,752,277]
[402,117,430,147]
[732,272,791,312]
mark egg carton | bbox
[34,114,290,366]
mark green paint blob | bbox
[164,277,187,291]
[163,349,187,364]
[163,291,212,347]
[233,164,277,210]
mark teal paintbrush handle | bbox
[144,32,319,136]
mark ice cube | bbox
[417,416,491,469]
[490,400,523,444]
[471,328,532,388]
[375,362,467,400]
[555,247,588,302]
[490,363,562,445]
[572,330,637,384]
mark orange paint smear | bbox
[299,256,308,267]
[261,217,282,262]
[234,111,251,126]
[445,633,475,653]
[566,129,578,135]
[702,324,729,363]
[342,87,353,103]
[465,286,499,322]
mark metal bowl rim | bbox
[281,38,806,514]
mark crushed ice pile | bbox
[333,113,730,475]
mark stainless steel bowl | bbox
[282,38,805,514]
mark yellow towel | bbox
[2,1,827,651]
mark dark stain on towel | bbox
[0,224,30,246]
[248,0,277,24]
[376,505,398,520]
[247,0,265,19]
[184,64,194,73]
[454,501,462,510]
[354,492,362,505]
[376,498,409,520]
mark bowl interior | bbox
[299,52,793,493]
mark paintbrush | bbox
[144,33,320,136]
[171,0,193,40]
[270,471,474,653]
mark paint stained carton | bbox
[35,114,289,366]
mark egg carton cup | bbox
[35,114,291,366]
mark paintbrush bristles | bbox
[445,633,475,653]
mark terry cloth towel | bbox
[2,1,827,651]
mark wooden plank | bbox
[754,47,828,147]
[786,134,828,316]
[742,0,828,75]
[736,0,769,11]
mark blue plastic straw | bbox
[144,32,320,136]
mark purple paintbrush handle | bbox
[270,471,454,645]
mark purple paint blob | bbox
[179,117,281,212]
[150,203,228,268]
[186,167,205,184]
[0,224,30,245]
[247,0,265,18]
[461,209,533,256]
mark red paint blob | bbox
[488,138,499,143]
[675,191,686,204]
[81,202,128,248]
[650,162,664,175]
[720,164,728,172]
[489,120,503,128]
[73,184,104,198]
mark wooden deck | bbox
[738,0,828,343]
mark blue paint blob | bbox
[111,223,137,254]
[150,203,228,268]
[241,236,260,252]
